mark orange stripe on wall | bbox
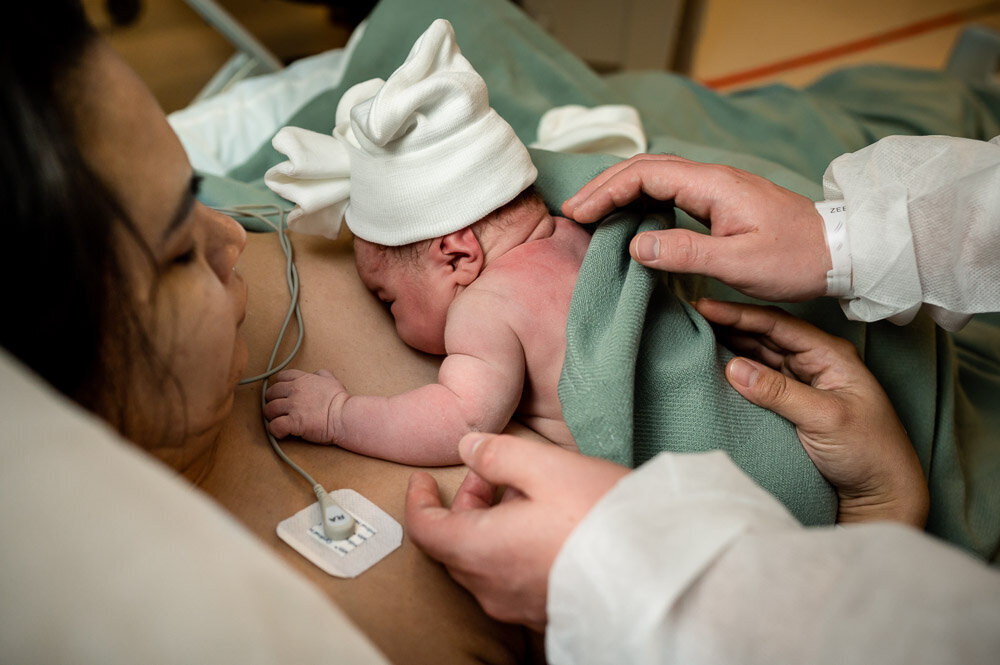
[700,1,1000,89]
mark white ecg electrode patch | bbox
[277,489,402,577]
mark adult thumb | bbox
[458,433,566,496]
[725,357,826,427]
[630,228,726,276]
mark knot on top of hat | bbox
[265,18,536,245]
[263,79,379,239]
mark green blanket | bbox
[202,0,1000,554]
[559,210,839,525]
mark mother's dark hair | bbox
[1,1,155,425]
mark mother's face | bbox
[75,44,248,477]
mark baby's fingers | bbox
[261,395,290,420]
[269,368,308,384]
[264,380,294,401]
[265,413,297,439]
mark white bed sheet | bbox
[168,22,366,176]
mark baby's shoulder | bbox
[458,268,521,302]
[446,278,521,338]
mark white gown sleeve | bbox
[0,350,390,665]
[816,134,1000,331]
[546,451,1000,665]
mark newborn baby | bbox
[263,19,587,465]
[265,188,588,464]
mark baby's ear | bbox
[434,227,483,286]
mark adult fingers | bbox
[450,469,498,512]
[457,432,575,498]
[628,227,736,277]
[697,299,863,388]
[404,472,462,560]
[716,332,789,370]
[560,161,636,218]
[405,471,444,513]
[631,231,792,299]
[563,155,701,222]
[725,356,838,428]
[562,154,694,218]
[405,472,512,575]
[695,299,835,356]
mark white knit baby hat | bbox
[264,18,538,246]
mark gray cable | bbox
[219,205,355,539]
[216,205,319,489]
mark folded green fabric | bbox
[559,211,837,525]
[207,0,1000,559]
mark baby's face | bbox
[353,238,452,355]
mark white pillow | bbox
[0,349,388,664]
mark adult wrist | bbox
[814,200,853,297]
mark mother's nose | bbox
[206,206,247,281]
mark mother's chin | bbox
[143,330,249,485]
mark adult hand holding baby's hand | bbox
[406,433,628,632]
[562,154,831,302]
[263,369,349,443]
[695,299,929,528]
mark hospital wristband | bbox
[815,200,853,297]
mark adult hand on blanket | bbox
[695,298,930,528]
[562,154,831,302]
[406,432,628,632]
[263,368,348,442]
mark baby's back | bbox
[476,216,591,448]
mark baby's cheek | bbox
[397,323,422,350]
[398,323,444,356]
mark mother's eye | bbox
[172,244,197,265]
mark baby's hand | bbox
[263,369,348,443]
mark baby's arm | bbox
[263,292,525,465]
